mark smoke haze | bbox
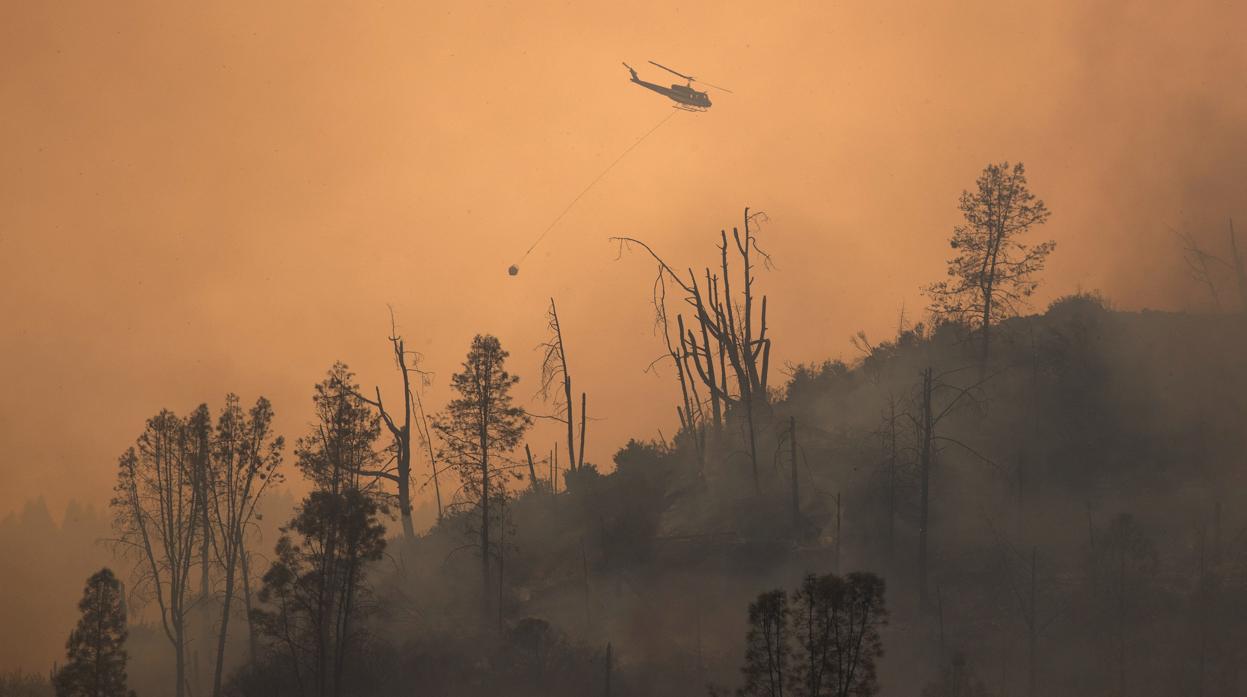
[2,0,1244,568]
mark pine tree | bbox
[925,162,1054,369]
[250,363,388,697]
[432,334,532,623]
[251,489,387,697]
[54,568,132,697]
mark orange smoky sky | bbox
[2,0,1245,518]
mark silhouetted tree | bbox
[877,397,904,563]
[792,574,835,697]
[1178,228,1226,310]
[193,403,214,697]
[1176,219,1247,313]
[612,207,774,492]
[820,573,887,697]
[53,568,133,697]
[246,364,389,697]
[432,334,532,624]
[205,395,284,697]
[540,298,587,472]
[906,366,994,610]
[739,590,790,697]
[111,407,210,697]
[411,371,445,524]
[738,573,887,697]
[296,363,383,497]
[250,489,386,697]
[926,162,1054,369]
[350,319,425,540]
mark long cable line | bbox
[511,109,680,272]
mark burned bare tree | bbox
[351,316,429,541]
[1176,219,1247,313]
[877,395,906,565]
[412,377,445,524]
[1179,228,1226,311]
[612,207,774,492]
[905,366,996,610]
[540,298,587,472]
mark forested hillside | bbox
[10,294,1239,697]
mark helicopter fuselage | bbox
[629,76,711,110]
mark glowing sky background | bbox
[2,0,1245,519]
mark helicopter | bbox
[622,60,732,111]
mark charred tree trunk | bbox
[789,416,799,533]
[414,389,443,524]
[744,394,760,495]
[526,444,538,490]
[702,272,722,431]
[498,495,506,631]
[918,366,934,611]
[980,292,993,376]
[547,299,579,472]
[578,392,587,470]
[239,549,257,664]
[174,618,187,697]
[211,544,238,697]
[835,492,842,573]
[887,399,899,564]
[196,433,213,697]
[356,329,418,540]
[391,337,416,541]
[480,394,492,626]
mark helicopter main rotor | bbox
[647,60,733,93]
